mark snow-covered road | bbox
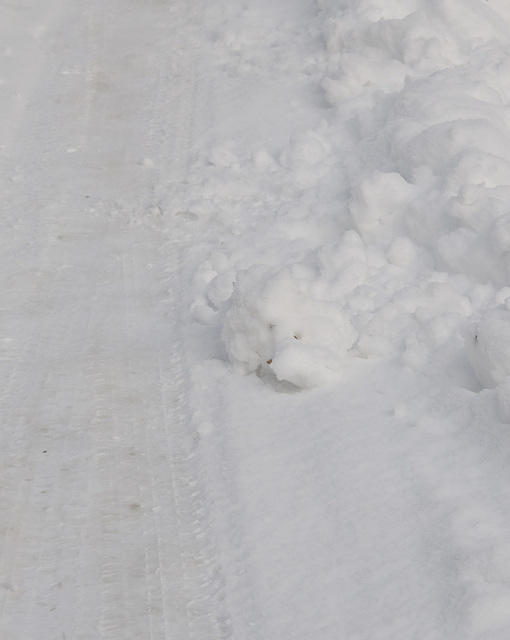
[0,2,226,638]
[4,0,510,638]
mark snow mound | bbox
[223,264,358,389]
[188,0,510,392]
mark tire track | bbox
[0,0,232,637]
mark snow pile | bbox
[223,263,358,388]
[184,2,510,638]
[188,0,510,390]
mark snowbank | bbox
[184,2,510,638]
[188,0,510,390]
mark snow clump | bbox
[223,264,358,388]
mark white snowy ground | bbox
[3,0,510,638]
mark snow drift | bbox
[187,0,510,389]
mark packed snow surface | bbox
[4,0,510,638]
